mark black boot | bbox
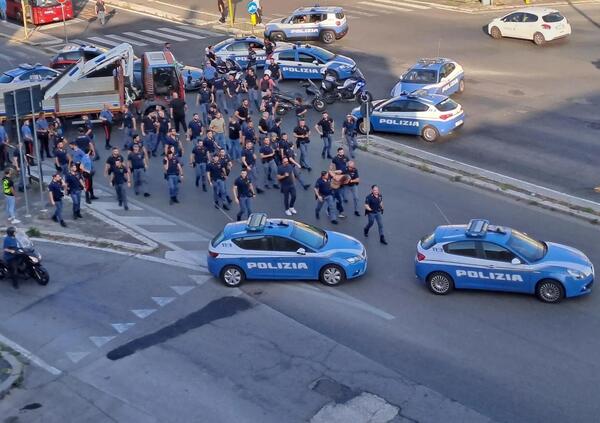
[363,228,368,237]
[380,235,388,245]
[202,184,207,192]
[76,212,83,218]
[195,177,199,187]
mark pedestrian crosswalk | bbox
[42,25,224,53]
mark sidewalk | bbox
[0,20,63,46]
[0,347,23,399]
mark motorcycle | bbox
[215,56,243,79]
[0,231,49,286]
[271,87,307,116]
[305,68,373,112]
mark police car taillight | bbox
[417,252,426,261]
[439,113,453,120]
[335,20,341,26]
[209,251,219,258]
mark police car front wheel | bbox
[320,30,336,44]
[427,272,454,295]
[535,279,564,304]
[220,265,246,287]
[421,126,439,143]
[319,264,346,286]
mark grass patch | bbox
[25,227,41,237]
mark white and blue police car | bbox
[391,58,464,98]
[213,36,281,69]
[208,213,367,287]
[272,44,356,80]
[415,219,594,303]
[0,63,59,88]
[264,6,348,44]
[351,92,464,142]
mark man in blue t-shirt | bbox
[3,226,20,289]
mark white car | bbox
[487,8,571,45]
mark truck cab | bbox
[137,51,185,115]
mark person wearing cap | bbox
[315,111,335,160]
[342,114,358,159]
[293,118,311,171]
[196,81,214,126]
[65,163,85,220]
[314,171,338,224]
[48,173,67,227]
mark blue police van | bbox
[351,92,464,142]
[264,6,349,44]
[415,219,594,303]
[391,58,465,97]
[208,213,367,287]
[271,44,356,80]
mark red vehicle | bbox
[6,0,74,25]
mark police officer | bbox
[294,97,309,121]
[282,142,310,190]
[342,114,358,159]
[104,147,124,181]
[259,138,279,190]
[346,161,361,216]
[65,164,85,219]
[258,111,273,145]
[364,185,387,245]
[141,110,159,157]
[228,116,242,160]
[315,111,335,159]
[246,45,257,72]
[196,81,214,126]
[48,173,67,227]
[241,119,257,147]
[164,128,184,157]
[35,112,51,160]
[293,118,311,171]
[3,226,20,289]
[187,113,204,143]
[169,92,188,134]
[332,147,350,203]
[218,148,234,204]
[277,157,297,216]
[112,158,130,210]
[207,155,229,210]
[53,140,70,177]
[164,150,184,204]
[245,68,260,111]
[120,105,137,139]
[260,89,277,115]
[190,139,210,191]
[266,57,282,84]
[233,168,255,221]
[128,144,150,197]
[314,171,337,224]
[225,73,240,113]
[241,141,263,193]
[157,109,171,153]
[235,99,251,129]
[212,73,228,114]
[99,104,114,150]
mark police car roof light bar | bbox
[466,219,489,237]
[247,213,268,231]
[417,58,446,66]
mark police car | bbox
[415,219,594,303]
[213,36,274,69]
[264,6,348,44]
[208,213,367,287]
[0,64,59,88]
[49,44,104,71]
[272,44,356,80]
[351,92,464,142]
[390,58,464,97]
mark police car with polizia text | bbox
[390,58,464,97]
[264,6,348,44]
[0,64,59,88]
[213,36,285,69]
[351,92,464,142]
[415,219,594,303]
[208,213,367,287]
[271,43,356,80]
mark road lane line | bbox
[122,32,168,44]
[434,202,451,224]
[140,29,187,42]
[343,9,377,17]
[105,34,148,46]
[148,0,220,17]
[357,1,414,12]
[157,27,207,39]
[376,0,430,9]
[175,25,223,37]
[0,333,62,375]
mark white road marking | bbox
[176,25,223,37]
[87,36,122,47]
[171,285,195,295]
[105,33,148,46]
[122,31,171,44]
[111,323,136,334]
[149,0,220,17]
[140,29,186,42]
[43,45,64,54]
[89,336,116,348]
[66,351,90,364]
[131,309,157,319]
[157,27,207,39]
[188,274,211,285]
[118,216,176,226]
[342,9,377,17]
[358,1,414,12]
[152,296,176,307]
[0,333,62,376]
[164,250,208,267]
[434,202,451,224]
[70,38,96,47]
[376,0,430,9]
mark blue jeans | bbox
[167,174,180,198]
[316,194,337,221]
[248,88,260,110]
[299,142,310,168]
[212,179,227,204]
[115,183,128,208]
[230,138,242,160]
[226,95,239,113]
[293,167,307,187]
[144,133,158,153]
[237,195,252,220]
[198,103,209,125]
[53,200,63,222]
[348,184,359,212]
[216,91,228,113]
[345,134,357,158]
[4,194,15,220]
[321,134,333,158]
[365,212,384,236]
[194,162,207,186]
[260,159,278,188]
[247,166,258,184]
[70,190,81,214]
[215,133,226,150]
[132,168,146,194]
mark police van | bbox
[208,213,367,287]
[415,219,594,303]
[264,6,349,44]
[271,44,356,80]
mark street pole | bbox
[365,103,371,146]
[29,86,46,212]
[61,4,68,44]
[12,91,30,217]
[20,0,28,39]
[228,0,234,26]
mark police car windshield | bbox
[0,74,14,83]
[291,222,327,249]
[401,69,438,84]
[506,230,546,262]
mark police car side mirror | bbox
[296,248,306,255]
[312,60,319,65]
[511,258,521,265]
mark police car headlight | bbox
[567,269,585,279]
[346,256,362,264]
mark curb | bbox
[0,351,23,399]
[360,134,600,224]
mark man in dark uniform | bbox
[128,144,150,197]
[104,147,124,180]
[294,97,309,121]
[241,141,263,193]
[364,185,387,245]
[207,155,228,210]
[217,148,234,204]
[164,128,184,157]
[341,114,358,159]
[170,92,188,134]
[120,106,137,140]
[267,58,282,84]
[196,82,214,126]
[241,119,257,147]
[314,171,338,224]
[190,139,210,191]
[276,157,296,216]
[315,111,335,159]
[75,126,95,158]
[111,158,130,210]
[53,140,70,177]
[164,150,184,204]
[212,74,228,114]
[233,168,255,221]
[259,137,279,190]
[65,164,85,219]
[225,73,240,113]
[332,147,350,203]
[48,173,67,227]
[187,113,204,143]
[235,99,251,129]
[204,130,218,156]
[282,142,310,190]
[141,111,159,157]
[228,116,242,160]
[346,161,361,216]
[293,118,311,171]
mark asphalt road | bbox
[2,3,600,422]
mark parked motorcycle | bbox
[0,231,49,286]
[305,68,372,112]
[271,87,306,116]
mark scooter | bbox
[305,69,372,112]
[271,87,306,116]
[0,232,49,286]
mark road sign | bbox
[247,1,258,14]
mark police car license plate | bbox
[454,120,463,127]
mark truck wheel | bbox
[312,97,326,112]
[220,265,245,287]
[490,26,502,39]
[319,264,345,286]
[320,30,335,44]
[535,279,564,303]
[427,272,454,295]
[421,125,439,143]
[271,32,286,42]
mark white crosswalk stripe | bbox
[376,0,430,9]
[357,1,414,12]
[175,25,223,37]
[140,29,186,42]
[342,9,377,17]
[157,27,207,39]
[122,31,168,44]
[87,36,122,47]
[104,34,148,47]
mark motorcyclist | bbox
[3,226,19,289]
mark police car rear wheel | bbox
[533,32,546,46]
[320,30,335,45]
[357,119,367,135]
[422,126,439,143]
[427,272,454,295]
[458,79,465,94]
[319,265,346,286]
[490,26,502,39]
[271,32,286,42]
[221,265,245,287]
[536,280,564,303]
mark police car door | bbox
[230,41,250,68]
[371,100,402,132]
[296,52,322,79]
[287,13,317,40]
[276,50,300,79]
[481,242,530,292]
[249,41,267,67]
[232,235,279,279]
[439,63,459,95]
[443,240,493,289]
[271,236,314,279]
